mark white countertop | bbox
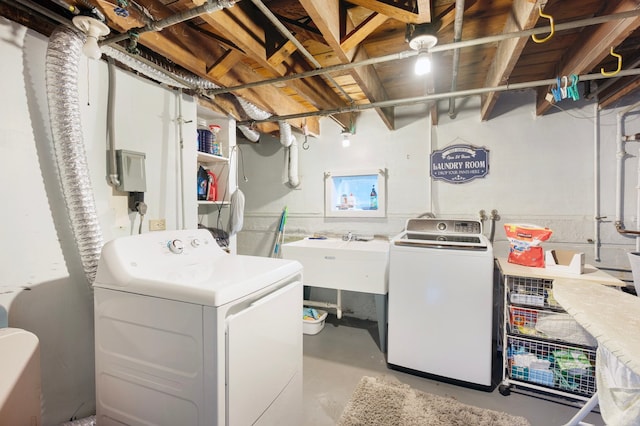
[496,257,624,287]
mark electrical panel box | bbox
[116,150,146,192]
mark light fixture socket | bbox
[406,23,440,51]
[72,15,110,60]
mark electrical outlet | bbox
[149,219,166,231]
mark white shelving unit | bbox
[196,103,237,253]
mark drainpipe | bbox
[448,0,465,119]
[614,100,640,240]
[593,103,601,261]
[106,58,120,188]
[637,147,640,251]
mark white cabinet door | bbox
[225,281,302,425]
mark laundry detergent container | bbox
[0,328,41,425]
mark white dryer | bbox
[93,229,303,426]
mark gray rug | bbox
[338,376,531,426]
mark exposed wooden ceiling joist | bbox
[480,0,545,121]
[4,0,640,135]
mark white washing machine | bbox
[387,218,494,389]
[93,229,303,426]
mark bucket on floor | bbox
[303,309,327,335]
[627,252,640,296]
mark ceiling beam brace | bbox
[237,68,640,125]
[101,0,237,45]
[250,0,353,103]
[480,0,545,121]
[210,8,640,96]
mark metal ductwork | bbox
[45,25,104,285]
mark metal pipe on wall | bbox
[614,100,640,238]
[594,103,601,262]
[209,9,640,97]
[448,0,465,119]
[637,147,640,251]
[238,68,640,125]
[101,0,237,46]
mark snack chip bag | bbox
[504,223,553,267]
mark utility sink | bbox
[281,237,389,294]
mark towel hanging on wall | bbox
[228,188,245,236]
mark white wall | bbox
[0,19,197,424]
[238,90,640,319]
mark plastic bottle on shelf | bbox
[197,119,213,154]
[197,166,208,200]
[209,124,222,156]
[370,185,378,210]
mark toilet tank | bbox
[0,328,41,426]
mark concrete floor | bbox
[303,315,605,426]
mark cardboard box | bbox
[545,250,584,275]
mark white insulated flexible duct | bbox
[235,98,300,188]
[278,121,300,188]
[46,26,104,285]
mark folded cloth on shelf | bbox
[535,314,597,347]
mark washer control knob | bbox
[191,238,201,248]
[168,239,184,254]
[437,222,447,231]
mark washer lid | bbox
[94,229,302,306]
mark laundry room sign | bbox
[430,143,489,183]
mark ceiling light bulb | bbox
[415,51,431,76]
[82,35,102,60]
[341,132,351,147]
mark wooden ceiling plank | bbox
[340,12,389,53]
[536,0,640,116]
[351,48,394,129]
[198,2,351,122]
[206,49,242,78]
[599,76,640,109]
[301,0,396,129]
[299,0,346,61]
[480,0,545,121]
[436,0,477,31]
[346,0,431,24]
[267,40,299,67]
[118,1,318,133]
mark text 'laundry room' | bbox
[2,1,640,426]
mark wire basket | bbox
[507,335,597,397]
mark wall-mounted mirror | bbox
[324,169,386,218]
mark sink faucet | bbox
[342,231,353,241]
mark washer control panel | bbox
[405,218,482,235]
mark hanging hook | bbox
[531,6,554,44]
[601,47,622,77]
